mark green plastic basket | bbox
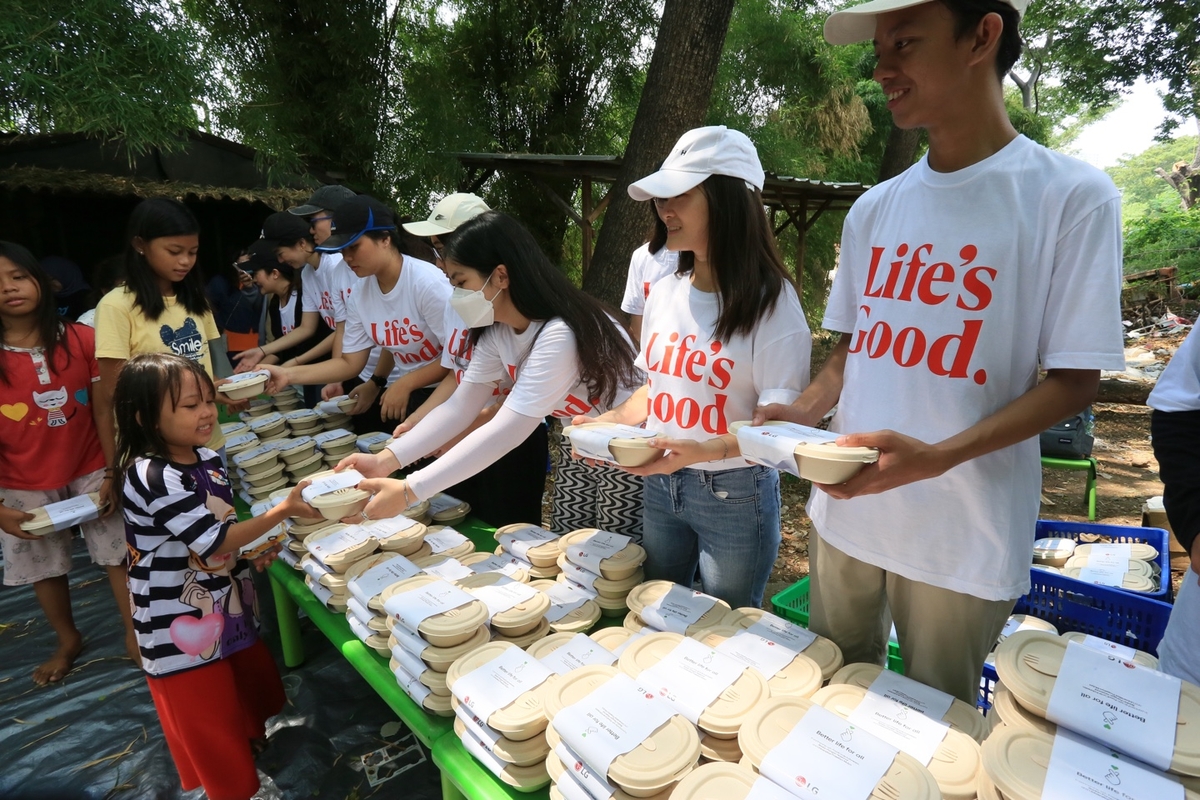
[771,577,905,675]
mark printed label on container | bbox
[452,644,553,724]
[544,581,597,623]
[555,672,675,778]
[1042,728,1184,800]
[468,554,526,579]
[640,585,718,633]
[611,630,647,657]
[345,595,377,628]
[454,703,504,756]
[428,493,465,516]
[225,432,258,450]
[569,530,631,576]
[554,741,620,800]
[560,560,600,592]
[300,557,333,581]
[637,637,746,724]
[356,431,391,452]
[300,469,364,503]
[744,776,803,800]
[736,422,839,477]
[223,369,271,385]
[746,612,819,653]
[847,689,951,765]
[390,622,429,658]
[538,633,616,676]
[866,670,955,721]
[497,525,559,561]
[392,660,432,705]
[1078,635,1137,661]
[364,516,421,538]
[382,579,475,634]
[467,577,539,618]
[391,643,428,681]
[421,558,474,582]
[1086,544,1133,569]
[1046,640,1181,771]
[305,524,373,562]
[1077,565,1128,587]
[348,556,421,606]
[43,495,100,531]
[424,527,469,554]
[759,704,898,800]
[313,428,353,445]
[346,610,374,645]
[716,630,799,680]
[278,547,300,568]
[554,769,598,800]
[307,578,335,606]
[569,424,656,464]
[234,444,275,466]
[460,724,511,780]
[317,396,348,415]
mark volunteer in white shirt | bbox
[262,196,451,423]
[393,194,550,527]
[578,126,810,609]
[756,0,1126,702]
[620,237,678,343]
[1149,324,1200,684]
[337,211,643,531]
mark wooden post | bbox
[582,176,593,279]
[796,198,808,299]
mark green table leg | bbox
[269,571,306,668]
[442,768,467,800]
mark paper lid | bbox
[721,607,844,682]
[453,718,549,768]
[389,624,491,673]
[991,682,1056,736]
[813,683,982,800]
[699,734,744,764]
[1063,554,1154,577]
[372,520,428,553]
[278,436,315,453]
[589,627,636,652]
[619,631,768,737]
[284,407,319,421]
[342,552,416,609]
[304,525,377,570]
[1062,565,1157,591]
[541,664,619,720]
[975,765,1005,800]
[829,663,992,743]
[318,430,357,450]
[1075,542,1159,562]
[461,552,531,583]
[458,571,551,633]
[289,518,338,537]
[447,642,550,739]
[793,438,880,463]
[671,762,756,799]
[492,616,552,649]
[379,574,489,646]
[19,491,107,534]
[432,500,472,522]
[234,446,279,469]
[307,486,371,515]
[692,626,823,699]
[623,611,652,634]
[221,421,248,435]
[1032,537,1076,558]
[218,371,267,392]
[593,594,630,613]
[625,581,731,628]
[525,631,580,660]
[999,614,1059,642]
[1059,631,1159,669]
[494,523,563,567]
[554,555,642,596]
[560,529,647,580]
[979,726,1057,800]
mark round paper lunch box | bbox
[995,614,1058,650]
[523,631,580,660]
[283,407,320,425]
[287,452,325,477]
[304,575,348,612]
[242,460,286,487]
[388,624,491,674]
[422,526,476,561]
[374,522,430,556]
[1063,553,1154,578]
[19,491,109,536]
[529,563,562,580]
[545,665,701,797]
[453,717,548,768]
[492,617,552,649]
[287,536,308,554]
[356,624,390,652]
[290,421,324,436]
[729,420,880,484]
[619,631,768,739]
[1059,631,1159,669]
[563,423,665,468]
[247,476,289,500]
[313,564,348,592]
[1031,537,1076,567]
[378,574,490,648]
[259,429,290,442]
[623,611,653,635]
[1062,566,1157,592]
[224,434,261,456]
[995,630,1200,775]
[318,429,357,451]
[459,572,550,637]
[720,607,844,683]
[625,581,731,630]
[545,749,676,800]
[289,518,337,538]
[305,525,377,571]
[277,437,317,463]
[526,581,601,634]
[321,414,353,431]
[594,594,629,617]
[590,626,637,653]
[459,728,550,791]
[975,765,1004,800]
[235,447,280,475]
[273,397,302,410]
[402,499,432,523]
[813,683,982,800]
[389,655,449,696]
[461,552,530,583]
[990,682,1056,736]
[432,498,472,525]
[446,641,552,740]
[671,761,757,799]
[738,696,940,800]
[494,524,562,568]
[356,434,395,454]
[554,556,641,598]
[829,663,992,744]
[249,416,287,439]
[245,398,275,416]
[1074,541,1159,563]
[221,421,249,436]
[691,626,822,700]
[343,552,419,611]
[307,486,371,521]
[559,529,647,581]
[699,732,744,764]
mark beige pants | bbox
[809,529,1015,704]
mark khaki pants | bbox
[809,529,1015,704]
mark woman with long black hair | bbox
[336,211,644,532]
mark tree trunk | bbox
[877,124,922,182]
[582,0,736,308]
[1155,124,1200,210]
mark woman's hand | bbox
[261,365,291,395]
[355,478,412,521]
[348,380,379,415]
[335,450,400,479]
[234,346,267,371]
[211,378,252,413]
[616,437,725,476]
[380,381,412,422]
[321,382,345,401]
[392,419,414,438]
[0,502,37,539]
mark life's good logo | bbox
[371,318,439,364]
[848,242,997,386]
[644,332,734,433]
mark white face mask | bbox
[449,273,497,327]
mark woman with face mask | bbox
[261,196,451,423]
[338,211,644,530]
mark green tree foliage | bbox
[1107,136,1200,219]
[1123,207,1200,283]
[0,0,206,153]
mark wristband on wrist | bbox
[708,437,728,462]
[370,375,387,389]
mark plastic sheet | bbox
[0,539,442,799]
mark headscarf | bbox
[40,256,89,297]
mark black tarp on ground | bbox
[0,539,442,800]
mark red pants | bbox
[145,640,286,800]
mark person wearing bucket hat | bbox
[262,195,453,426]
[573,126,811,610]
[753,0,1125,703]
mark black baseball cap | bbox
[316,196,397,252]
[260,212,312,248]
[288,185,357,217]
[243,240,282,273]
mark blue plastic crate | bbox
[1034,519,1172,601]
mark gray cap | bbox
[288,185,357,217]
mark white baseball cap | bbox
[403,193,491,237]
[824,0,1028,45]
[627,126,765,202]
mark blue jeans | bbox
[641,465,781,609]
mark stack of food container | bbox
[720,606,845,684]
[355,431,394,455]
[1061,541,1161,593]
[459,571,552,647]
[494,524,563,580]
[555,529,646,618]
[316,396,356,430]
[248,410,288,442]
[342,551,419,656]
[447,641,557,792]
[623,580,730,636]
[314,428,357,468]
[283,407,324,436]
[233,444,288,504]
[369,515,429,557]
[270,386,303,412]
[529,579,601,634]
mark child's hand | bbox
[262,365,291,395]
[280,479,318,519]
[336,451,399,479]
[250,543,282,572]
[97,476,118,519]
[0,501,37,539]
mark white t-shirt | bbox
[621,243,679,316]
[301,256,340,330]
[462,317,639,419]
[278,289,299,335]
[811,135,1126,602]
[441,304,508,396]
[342,255,451,386]
[314,253,393,383]
[637,274,810,470]
[1148,325,1200,413]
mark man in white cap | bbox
[757,0,1126,702]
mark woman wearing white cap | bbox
[578,126,811,609]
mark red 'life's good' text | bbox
[371,318,439,364]
[643,331,735,433]
[502,363,590,416]
[848,242,997,386]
